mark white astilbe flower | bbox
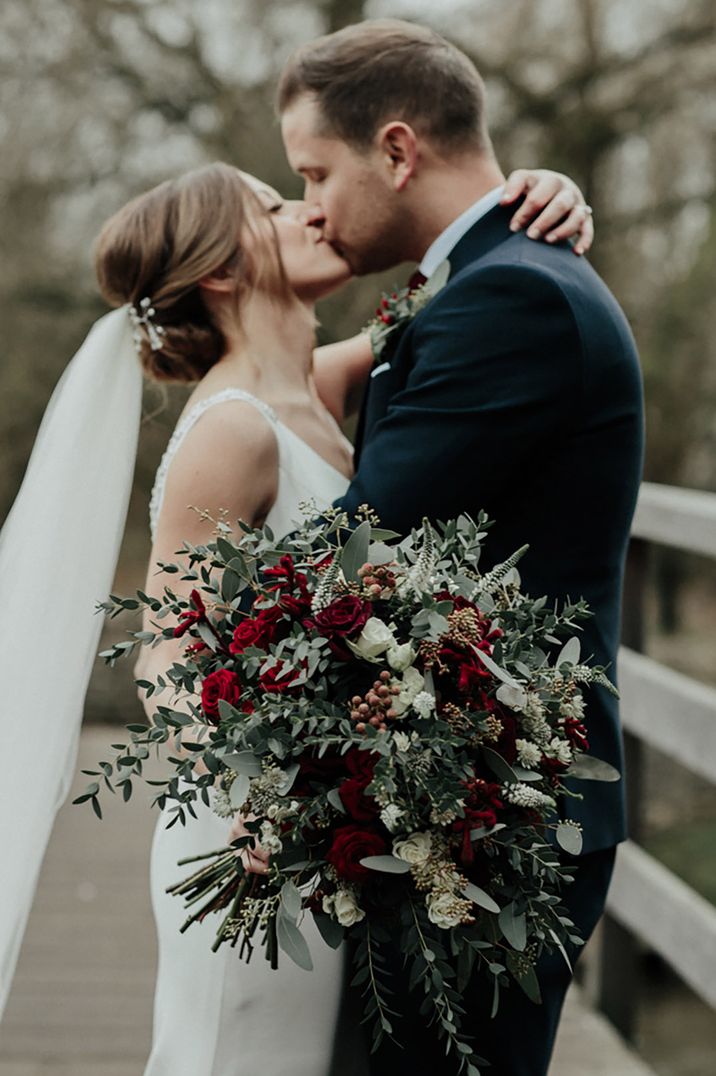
[503,783,557,810]
[312,555,342,612]
[412,690,436,718]
[515,739,541,769]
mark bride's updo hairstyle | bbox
[95,162,292,382]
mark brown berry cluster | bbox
[357,561,398,599]
[349,671,401,733]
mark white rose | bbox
[393,831,432,866]
[387,642,416,672]
[427,891,463,930]
[349,617,396,660]
[392,666,425,716]
[380,804,405,832]
[333,888,365,927]
[322,893,336,915]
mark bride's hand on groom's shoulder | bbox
[501,168,594,255]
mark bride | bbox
[0,159,593,1071]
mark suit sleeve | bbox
[333,262,583,533]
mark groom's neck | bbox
[409,154,505,261]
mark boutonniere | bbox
[366,259,451,365]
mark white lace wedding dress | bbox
[144,389,351,1076]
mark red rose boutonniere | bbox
[365,259,451,367]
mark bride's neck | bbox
[212,293,316,400]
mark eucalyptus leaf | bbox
[556,822,584,856]
[229,773,250,809]
[498,902,527,951]
[482,747,519,785]
[280,879,302,920]
[276,911,313,971]
[565,755,620,782]
[277,763,300,795]
[471,645,521,687]
[359,855,411,874]
[341,521,371,583]
[197,623,218,651]
[512,962,542,1004]
[223,751,262,777]
[327,787,346,813]
[314,912,345,950]
[462,882,500,914]
[557,637,581,668]
[367,541,397,566]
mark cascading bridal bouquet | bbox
[78,508,619,1074]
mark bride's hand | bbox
[501,168,594,255]
[229,811,270,875]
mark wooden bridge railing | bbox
[592,482,716,1038]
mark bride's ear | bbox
[198,263,239,296]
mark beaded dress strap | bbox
[149,389,278,541]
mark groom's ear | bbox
[377,122,418,192]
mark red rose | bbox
[310,595,371,659]
[339,776,379,822]
[344,748,379,782]
[258,659,302,694]
[201,668,242,724]
[452,778,504,865]
[230,607,284,654]
[326,824,388,883]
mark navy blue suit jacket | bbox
[334,203,644,853]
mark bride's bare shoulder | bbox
[157,396,279,541]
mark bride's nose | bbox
[283,199,311,224]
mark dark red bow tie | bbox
[408,269,428,292]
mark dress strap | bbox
[149,389,279,542]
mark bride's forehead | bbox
[237,170,281,203]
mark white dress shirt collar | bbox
[419,184,505,279]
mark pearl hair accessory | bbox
[128,297,166,352]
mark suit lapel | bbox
[353,202,518,462]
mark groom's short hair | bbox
[277,19,491,155]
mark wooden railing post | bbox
[596,537,648,1040]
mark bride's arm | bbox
[134,403,278,731]
[313,168,594,423]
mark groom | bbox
[279,18,644,1076]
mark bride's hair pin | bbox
[128,297,166,352]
